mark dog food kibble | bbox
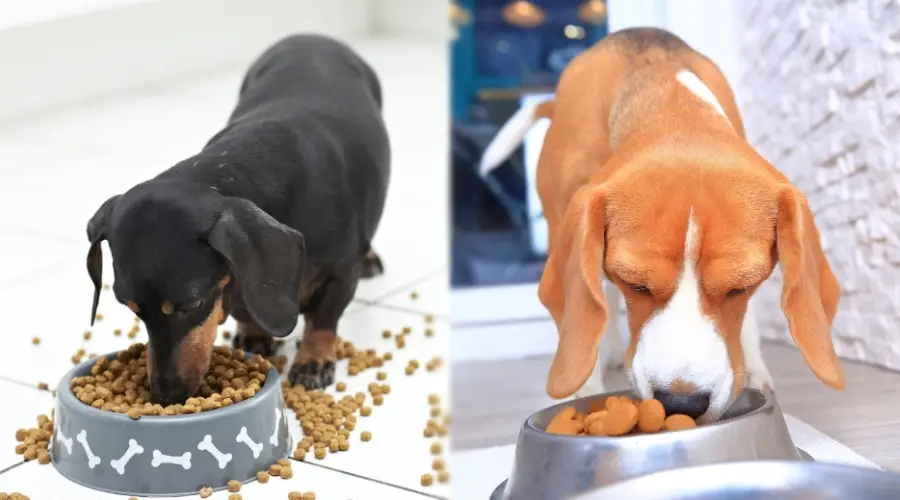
[382,330,392,339]
[437,471,450,484]
[373,395,384,406]
[228,495,242,500]
[95,313,104,321]
[664,414,697,431]
[638,398,666,433]
[430,442,443,455]
[360,431,372,442]
[425,328,434,337]
[199,486,214,498]
[36,382,48,391]
[70,343,266,415]
[360,406,372,416]
[281,467,294,479]
[548,398,701,436]
[83,330,91,340]
[227,480,242,492]
[432,458,446,471]
[31,337,40,345]
[289,494,303,500]
[421,473,434,486]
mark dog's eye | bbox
[726,288,747,298]
[624,282,651,294]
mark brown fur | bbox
[175,297,225,392]
[536,28,844,399]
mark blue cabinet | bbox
[451,0,608,123]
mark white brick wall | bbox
[738,0,900,371]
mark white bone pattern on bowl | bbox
[76,430,101,469]
[198,434,233,469]
[152,450,192,469]
[110,439,145,474]
[56,425,279,473]
[236,426,264,459]
[270,407,281,447]
[56,428,73,455]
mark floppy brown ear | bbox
[776,187,845,389]
[539,186,608,399]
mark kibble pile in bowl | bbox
[547,396,698,436]
[70,343,269,419]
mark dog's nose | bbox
[653,390,711,419]
[150,374,189,406]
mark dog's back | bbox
[162,35,390,266]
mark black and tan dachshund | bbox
[85,34,390,405]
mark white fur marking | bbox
[675,70,729,120]
[630,211,734,422]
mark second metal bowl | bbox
[493,388,802,500]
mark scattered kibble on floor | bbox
[199,486,214,498]
[410,291,419,300]
[420,473,434,487]
[95,313,104,321]
[360,431,372,442]
[113,328,122,336]
[30,337,40,346]
[36,382,48,391]
[82,330,91,341]
[227,479,242,492]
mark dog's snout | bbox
[653,390,711,419]
[150,372,189,406]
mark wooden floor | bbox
[451,342,900,471]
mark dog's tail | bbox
[479,99,555,177]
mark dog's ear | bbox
[207,198,306,338]
[776,187,845,389]
[540,186,608,399]
[85,195,121,325]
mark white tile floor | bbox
[0,37,449,499]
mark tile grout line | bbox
[452,315,552,330]
[290,458,448,500]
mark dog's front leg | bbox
[288,275,357,390]
[742,296,774,393]
[574,281,625,399]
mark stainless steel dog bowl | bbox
[492,388,802,500]
[574,461,899,499]
[51,351,291,497]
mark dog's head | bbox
[540,142,844,421]
[85,181,306,405]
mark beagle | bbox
[479,27,844,422]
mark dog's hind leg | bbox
[229,299,278,357]
[288,272,359,389]
[360,246,384,279]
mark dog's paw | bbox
[746,366,775,394]
[287,359,336,390]
[360,249,384,279]
[232,333,277,357]
[574,379,607,400]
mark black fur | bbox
[86,34,390,403]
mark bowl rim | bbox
[524,387,773,441]
[56,349,283,427]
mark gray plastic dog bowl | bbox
[51,351,291,497]
[492,388,803,500]
[574,461,900,499]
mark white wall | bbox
[0,0,373,124]
[737,0,900,371]
[370,0,450,41]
